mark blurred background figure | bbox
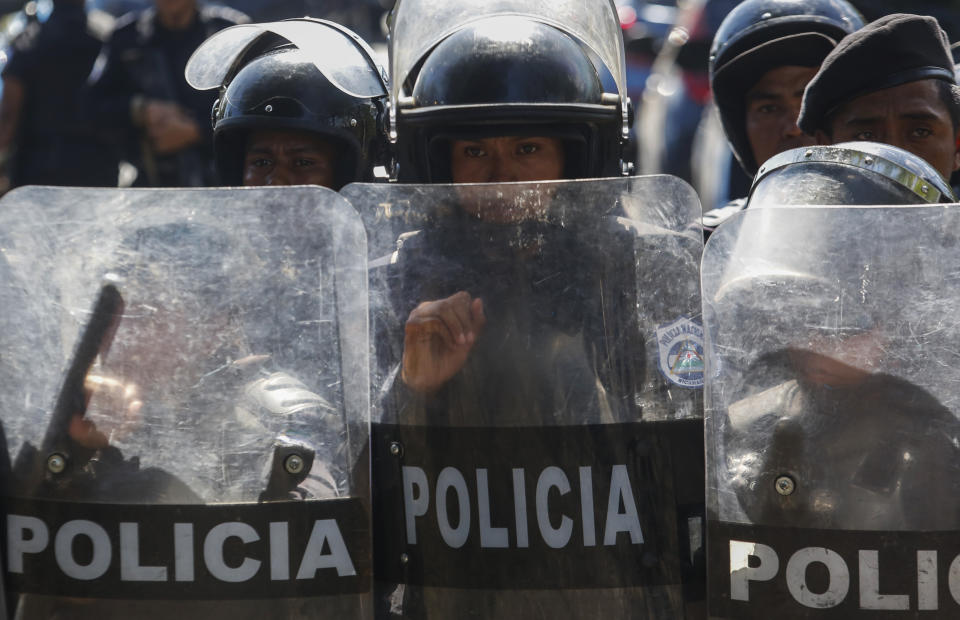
[84,0,247,187]
[3,0,960,192]
[0,0,116,190]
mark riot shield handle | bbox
[12,282,124,496]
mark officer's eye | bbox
[248,157,272,168]
[911,127,933,139]
[294,158,315,167]
[517,143,539,155]
[757,103,778,114]
[852,131,875,141]
[464,146,486,158]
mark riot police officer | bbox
[365,1,705,616]
[185,18,391,189]
[704,0,863,234]
[0,0,117,189]
[799,13,960,185]
[85,0,248,187]
[391,13,633,404]
[393,18,627,184]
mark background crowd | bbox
[0,0,957,206]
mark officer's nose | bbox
[488,151,517,183]
[782,113,804,139]
[264,165,291,187]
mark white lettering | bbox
[947,553,960,604]
[120,522,167,581]
[859,550,908,610]
[296,519,356,578]
[402,466,429,545]
[204,522,261,583]
[55,520,111,581]
[477,469,508,548]
[536,466,572,549]
[436,467,470,548]
[579,467,596,547]
[730,540,778,601]
[7,515,48,573]
[174,523,194,582]
[918,550,938,611]
[270,522,289,580]
[603,465,643,545]
[786,547,849,608]
[513,468,529,548]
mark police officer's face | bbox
[745,66,818,167]
[818,79,960,181]
[243,130,337,188]
[450,136,565,184]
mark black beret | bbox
[798,13,956,134]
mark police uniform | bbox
[1,3,116,187]
[85,4,247,187]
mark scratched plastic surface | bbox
[703,205,960,618]
[0,186,371,617]
[345,176,705,618]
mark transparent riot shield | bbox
[0,186,371,618]
[343,176,704,617]
[704,205,960,618]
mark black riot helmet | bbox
[185,19,390,188]
[709,0,864,176]
[390,0,630,183]
[747,142,957,208]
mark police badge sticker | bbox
[656,317,705,389]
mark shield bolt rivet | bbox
[400,553,410,565]
[775,475,796,496]
[350,118,358,127]
[864,157,874,165]
[804,150,813,157]
[922,184,929,193]
[389,441,404,458]
[47,453,66,475]
[761,11,772,18]
[264,104,274,113]
[284,454,305,475]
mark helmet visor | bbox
[390,0,626,106]
[186,19,388,99]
